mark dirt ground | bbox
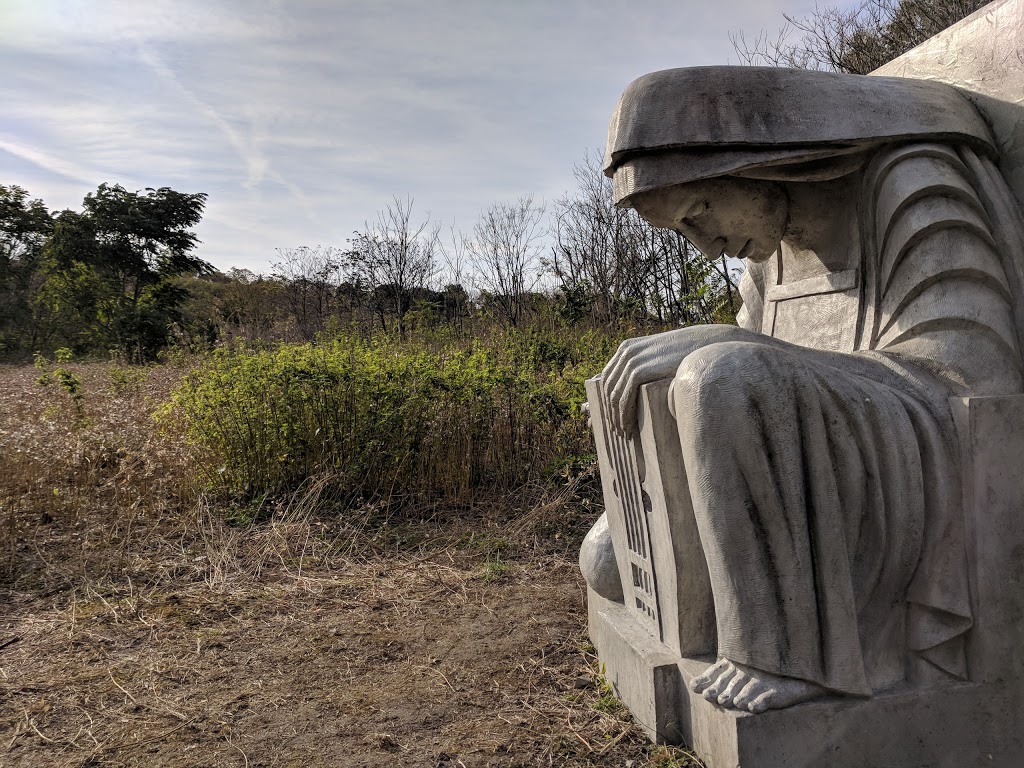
[2,521,703,768]
[0,364,702,768]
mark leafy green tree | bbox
[40,184,210,360]
[0,185,52,356]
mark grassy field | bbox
[0,360,703,767]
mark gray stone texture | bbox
[872,0,1024,210]
[578,512,624,603]
[588,388,1024,765]
[590,589,1024,767]
[580,3,1024,764]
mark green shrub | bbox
[161,327,623,509]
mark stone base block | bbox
[589,591,1024,767]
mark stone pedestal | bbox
[590,591,1024,767]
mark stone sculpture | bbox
[580,6,1024,764]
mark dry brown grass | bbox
[0,362,195,586]
[0,363,702,768]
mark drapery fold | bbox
[673,336,956,693]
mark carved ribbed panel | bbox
[590,379,662,639]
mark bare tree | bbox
[438,225,469,290]
[437,226,472,331]
[272,245,344,340]
[465,195,545,327]
[551,151,635,322]
[732,0,991,74]
[551,152,731,325]
[347,196,439,336]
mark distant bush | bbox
[162,327,627,510]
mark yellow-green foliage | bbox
[164,327,625,507]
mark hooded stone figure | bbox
[590,66,1024,712]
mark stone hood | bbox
[603,66,996,203]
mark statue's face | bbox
[630,178,788,263]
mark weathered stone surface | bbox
[579,9,1024,764]
[604,66,993,206]
[872,0,1024,210]
[591,65,1024,709]
[578,512,623,602]
[586,377,715,656]
[591,588,1024,767]
[587,391,1024,764]
[951,395,1024,684]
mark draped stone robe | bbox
[673,141,1024,695]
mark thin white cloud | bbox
[0,136,109,187]
[135,44,268,187]
[1,0,839,271]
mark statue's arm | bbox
[602,260,771,434]
[601,324,772,434]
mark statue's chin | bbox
[711,238,776,263]
[739,241,777,263]
[742,248,776,264]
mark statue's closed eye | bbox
[680,200,709,228]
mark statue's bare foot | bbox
[691,658,826,714]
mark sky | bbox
[1,0,828,274]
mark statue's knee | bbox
[674,341,771,408]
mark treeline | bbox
[1,154,737,362]
[176,154,739,348]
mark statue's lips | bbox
[702,237,753,259]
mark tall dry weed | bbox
[0,363,195,586]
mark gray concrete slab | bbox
[590,589,1024,767]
